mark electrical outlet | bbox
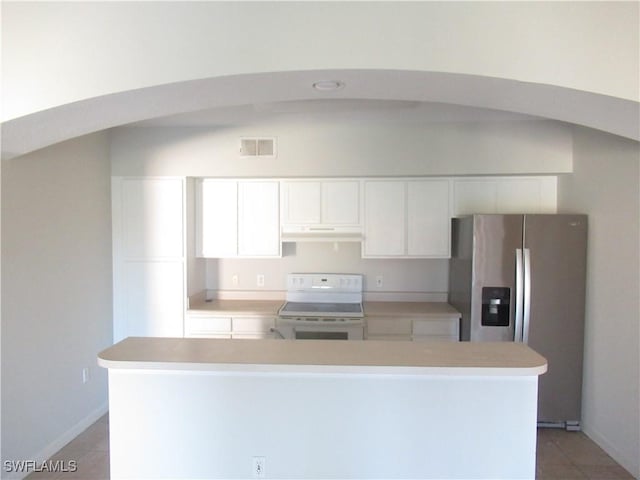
[257,274,265,287]
[376,275,384,288]
[252,456,266,478]
[82,367,90,384]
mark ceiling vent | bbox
[240,137,276,158]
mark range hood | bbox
[281,225,363,243]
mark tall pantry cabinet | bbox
[111,177,186,341]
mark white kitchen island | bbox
[98,337,547,479]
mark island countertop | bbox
[98,337,546,376]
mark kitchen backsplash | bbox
[204,242,448,299]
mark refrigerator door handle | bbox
[523,248,532,344]
[514,248,524,342]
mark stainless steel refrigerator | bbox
[448,214,587,430]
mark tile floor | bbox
[26,414,635,479]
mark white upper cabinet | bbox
[363,179,451,258]
[407,180,451,257]
[281,180,361,228]
[238,181,280,256]
[197,180,238,258]
[363,181,406,256]
[453,177,557,215]
[321,181,360,225]
[282,181,322,224]
[196,179,280,258]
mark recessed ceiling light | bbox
[312,80,345,91]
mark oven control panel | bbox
[287,273,363,293]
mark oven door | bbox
[293,324,363,340]
[276,321,364,340]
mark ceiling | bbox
[2,69,638,160]
[129,99,542,129]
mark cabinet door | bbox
[122,178,184,258]
[363,181,405,256]
[322,181,360,225]
[407,180,451,257]
[113,177,186,342]
[238,181,280,257]
[366,317,412,340]
[121,261,185,339]
[184,316,232,338]
[453,177,557,216]
[282,181,321,224]
[412,318,460,338]
[197,180,238,257]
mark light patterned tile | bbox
[577,464,636,480]
[537,437,573,466]
[536,462,588,479]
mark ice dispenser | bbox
[481,287,510,326]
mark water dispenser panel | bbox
[481,287,510,327]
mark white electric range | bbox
[276,273,364,340]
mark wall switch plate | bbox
[232,274,239,286]
[257,274,265,287]
[376,275,384,288]
[82,367,90,384]
[252,456,266,478]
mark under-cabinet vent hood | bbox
[281,225,363,243]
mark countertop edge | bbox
[97,357,547,377]
[98,338,547,377]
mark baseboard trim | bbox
[582,423,639,479]
[4,402,108,480]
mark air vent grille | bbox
[240,137,276,157]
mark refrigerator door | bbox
[524,214,587,425]
[468,215,524,341]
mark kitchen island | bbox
[99,337,546,479]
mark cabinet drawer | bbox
[412,318,459,337]
[366,317,412,336]
[232,317,275,333]
[185,316,232,335]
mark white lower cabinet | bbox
[412,318,459,342]
[366,316,459,342]
[366,317,413,341]
[185,315,275,339]
[184,316,232,338]
[231,316,276,339]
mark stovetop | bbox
[279,301,363,318]
[280,273,364,318]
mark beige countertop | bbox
[98,337,546,376]
[187,299,283,316]
[188,299,461,318]
[363,301,461,318]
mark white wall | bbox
[3,1,637,121]
[557,128,640,478]
[1,133,113,477]
[207,243,449,300]
[111,119,573,177]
